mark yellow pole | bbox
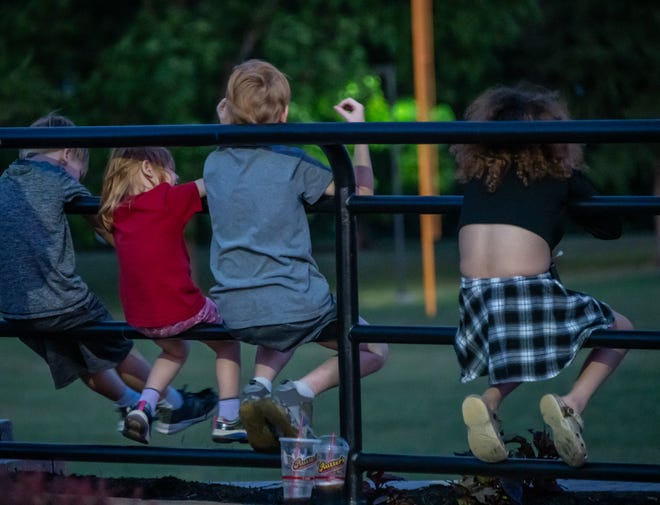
[411,0,439,317]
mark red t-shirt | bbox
[113,182,205,327]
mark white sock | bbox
[139,387,161,412]
[293,380,315,399]
[253,376,272,393]
[115,387,140,408]
[219,397,240,421]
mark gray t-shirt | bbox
[204,145,334,329]
[0,158,92,318]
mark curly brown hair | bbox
[450,84,585,192]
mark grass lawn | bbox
[2,227,660,483]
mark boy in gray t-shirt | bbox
[0,114,197,434]
[204,60,389,452]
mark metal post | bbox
[321,144,364,504]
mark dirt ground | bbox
[3,472,660,504]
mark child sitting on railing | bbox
[204,59,389,452]
[99,147,244,445]
[0,113,158,434]
[450,84,633,467]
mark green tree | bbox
[6,1,654,242]
[499,1,660,259]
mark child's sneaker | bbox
[116,405,131,432]
[155,388,217,435]
[257,380,315,450]
[122,401,154,445]
[239,380,277,452]
[212,416,248,444]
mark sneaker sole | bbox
[239,400,281,453]
[462,395,507,463]
[122,412,150,445]
[212,431,249,444]
[540,394,587,467]
[154,406,216,435]
[258,398,299,439]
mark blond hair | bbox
[20,113,90,178]
[99,147,175,231]
[222,59,290,125]
[450,84,584,192]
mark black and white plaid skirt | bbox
[455,272,615,385]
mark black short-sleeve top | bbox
[458,169,621,250]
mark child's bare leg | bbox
[204,339,241,399]
[81,368,134,401]
[560,311,631,414]
[115,347,151,391]
[144,339,190,395]
[540,311,631,467]
[253,345,295,383]
[297,340,389,396]
[560,312,631,413]
[482,381,521,414]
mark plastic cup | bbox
[313,435,349,505]
[279,437,321,504]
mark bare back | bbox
[459,224,552,278]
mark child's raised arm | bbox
[329,98,374,196]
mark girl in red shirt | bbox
[100,147,243,445]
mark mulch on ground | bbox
[3,472,660,504]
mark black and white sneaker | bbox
[155,388,217,435]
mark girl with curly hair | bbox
[451,84,633,467]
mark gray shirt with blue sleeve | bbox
[204,146,334,329]
[0,158,93,319]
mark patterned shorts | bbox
[135,297,221,338]
[455,272,615,385]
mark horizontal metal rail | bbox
[354,453,660,483]
[3,321,660,350]
[1,442,659,484]
[350,324,660,349]
[1,119,659,149]
[0,442,280,468]
[0,321,232,341]
[63,194,660,217]
[348,195,660,216]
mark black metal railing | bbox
[1,119,660,504]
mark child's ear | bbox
[280,105,289,123]
[140,160,155,180]
[60,148,74,165]
[217,98,228,124]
